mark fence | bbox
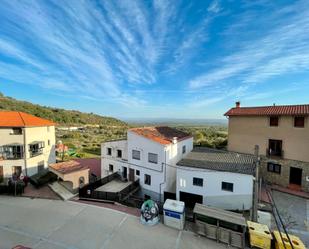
[79,172,140,203]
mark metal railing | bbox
[266,148,284,158]
[79,172,140,203]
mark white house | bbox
[0,111,56,184]
[176,147,256,211]
[101,126,193,202]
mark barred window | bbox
[267,162,281,174]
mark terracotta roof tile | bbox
[73,158,101,177]
[0,111,55,127]
[225,104,309,116]
[49,160,89,174]
[129,126,192,145]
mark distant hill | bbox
[0,92,127,126]
[125,117,228,127]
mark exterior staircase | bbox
[49,181,76,200]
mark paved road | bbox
[0,197,230,249]
[272,190,309,247]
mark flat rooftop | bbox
[95,179,132,193]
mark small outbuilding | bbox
[49,160,89,192]
[176,147,256,210]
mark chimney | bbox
[235,101,241,108]
[172,137,178,144]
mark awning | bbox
[29,141,44,145]
[193,203,247,227]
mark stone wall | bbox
[260,156,309,192]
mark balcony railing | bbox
[0,145,24,160]
[29,149,43,158]
[266,148,284,158]
[0,152,23,160]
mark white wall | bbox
[176,167,253,210]
[101,139,128,178]
[0,126,56,182]
[127,131,193,201]
[164,137,193,194]
[100,131,193,202]
[127,131,165,198]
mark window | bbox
[136,170,140,176]
[29,142,44,157]
[48,140,50,146]
[144,174,151,185]
[222,182,234,192]
[269,116,279,127]
[109,164,114,172]
[107,147,112,156]
[1,145,23,159]
[182,145,186,154]
[267,162,281,174]
[294,116,305,128]
[193,177,203,187]
[132,150,141,160]
[148,153,158,164]
[117,150,122,158]
[268,139,282,157]
[47,126,50,132]
[180,178,186,187]
[11,128,22,135]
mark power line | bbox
[266,187,295,249]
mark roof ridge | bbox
[18,111,26,126]
[232,104,309,109]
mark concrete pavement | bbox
[0,196,231,249]
[272,190,309,247]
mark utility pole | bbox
[252,145,260,222]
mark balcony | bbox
[0,144,24,160]
[266,148,284,159]
[29,149,43,157]
[29,141,45,158]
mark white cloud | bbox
[207,0,221,13]
[0,0,177,106]
[188,0,309,94]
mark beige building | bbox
[225,102,309,192]
[49,160,89,192]
[0,111,56,184]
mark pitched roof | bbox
[49,160,89,174]
[0,111,55,127]
[225,104,309,116]
[73,158,101,177]
[129,126,192,145]
[177,147,256,175]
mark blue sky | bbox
[0,0,309,119]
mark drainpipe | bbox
[23,127,28,176]
[252,145,260,222]
[159,149,167,203]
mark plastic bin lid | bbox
[163,199,185,213]
[273,231,306,248]
[247,221,272,239]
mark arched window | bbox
[79,176,85,187]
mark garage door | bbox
[179,191,203,208]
